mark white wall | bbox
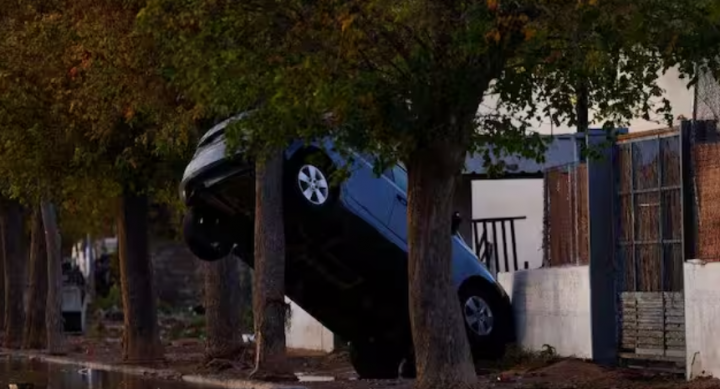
[498,267,592,358]
[684,260,720,380]
[472,179,544,270]
[285,298,335,353]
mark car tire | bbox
[286,149,337,212]
[349,340,403,379]
[458,280,510,360]
[183,206,234,262]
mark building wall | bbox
[478,67,694,136]
[285,298,335,352]
[472,179,545,270]
[498,266,592,358]
[470,70,692,271]
[684,261,720,380]
[151,240,204,308]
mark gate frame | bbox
[612,127,690,370]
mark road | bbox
[0,357,205,389]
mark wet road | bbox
[0,357,206,389]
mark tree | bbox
[2,199,27,349]
[42,201,65,355]
[141,0,720,387]
[53,0,195,361]
[251,151,292,379]
[203,255,243,361]
[0,1,72,353]
[23,208,48,350]
[0,0,194,361]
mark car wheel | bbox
[458,281,510,360]
[349,340,403,379]
[287,149,337,210]
[183,206,234,262]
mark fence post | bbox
[586,133,618,365]
[680,120,698,261]
[542,170,550,267]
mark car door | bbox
[386,164,409,245]
[344,154,396,226]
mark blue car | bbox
[180,114,514,378]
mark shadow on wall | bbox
[500,267,592,359]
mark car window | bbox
[391,164,408,193]
[382,169,394,181]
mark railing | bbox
[472,216,527,275]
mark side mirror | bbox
[451,212,462,235]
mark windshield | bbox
[455,231,473,252]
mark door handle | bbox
[396,194,407,206]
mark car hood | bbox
[198,112,250,147]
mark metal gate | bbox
[472,216,527,275]
[615,130,686,370]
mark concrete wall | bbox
[285,298,335,352]
[684,260,720,380]
[498,267,592,358]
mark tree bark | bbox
[0,213,6,334]
[86,234,96,303]
[238,260,253,331]
[117,190,164,362]
[576,79,589,134]
[23,208,48,349]
[43,200,65,355]
[251,150,292,379]
[406,139,477,389]
[2,199,27,349]
[203,255,243,360]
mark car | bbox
[180,114,515,378]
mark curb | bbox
[1,350,308,389]
[182,375,308,389]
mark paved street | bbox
[0,357,205,389]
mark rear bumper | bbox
[180,139,252,205]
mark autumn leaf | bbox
[124,106,135,121]
[341,14,355,32]
[485,29,501,43]
[487,0,499,12]
[523,26,537,41]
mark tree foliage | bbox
[142,0,720,165]
[0,0,197,233]
[0,0,199,362]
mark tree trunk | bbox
[86,234,96,303]
[43,200,65,355]
[406,140,477,389]
[576,79,589,134]
[117,190,163,362]
[251,150,292,379]
[2,199,27,349]
[203,255,243,360]
[23,208,48,349]
[238,260,253,331]
[0,214,6,334]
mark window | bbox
[391,164,408,193]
